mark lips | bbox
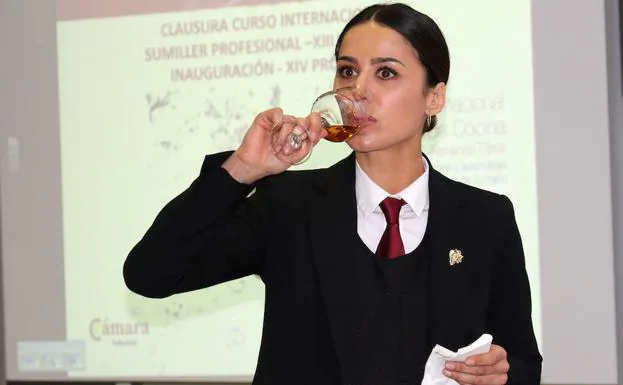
[358,114,377,127]
[347,111,376,127]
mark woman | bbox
[124,3,542,384]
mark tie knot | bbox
[379,197,405,225]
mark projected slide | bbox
[55,0,539,379]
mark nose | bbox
[352,76,370,102]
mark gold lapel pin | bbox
[449,249,464,266]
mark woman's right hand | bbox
[222,108,324,184]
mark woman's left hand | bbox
[443,344,510,384]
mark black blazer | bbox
[124,151,542,384]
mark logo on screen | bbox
[89,317,149,346]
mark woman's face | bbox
[333,21,444,154]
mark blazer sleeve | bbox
[487,195,543,384]
[123,151,270,298]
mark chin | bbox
[347,130,422,155]
[346,133,381,153]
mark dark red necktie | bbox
[376,197,406,259]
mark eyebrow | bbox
[337,55,406,67]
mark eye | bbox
[337,66,357,78]
[377,66,398,80]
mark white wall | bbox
[605,0,623,382]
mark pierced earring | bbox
[426,114,432,128]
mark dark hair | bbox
[334,3,450,132]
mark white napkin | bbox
[421,334,493,385]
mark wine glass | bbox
[270,86,366,165]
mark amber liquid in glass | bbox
[324,124,360,142]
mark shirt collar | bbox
[355,156,430,217]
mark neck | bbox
[356,149,425,195]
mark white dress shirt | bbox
[355,157,430,254]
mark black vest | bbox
[351,229,432,385]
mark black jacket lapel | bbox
[425,162,472,351]
[306,153,360,382]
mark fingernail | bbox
[466,359,474,366]
[445,363,455,370]
[443,369,452,377]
